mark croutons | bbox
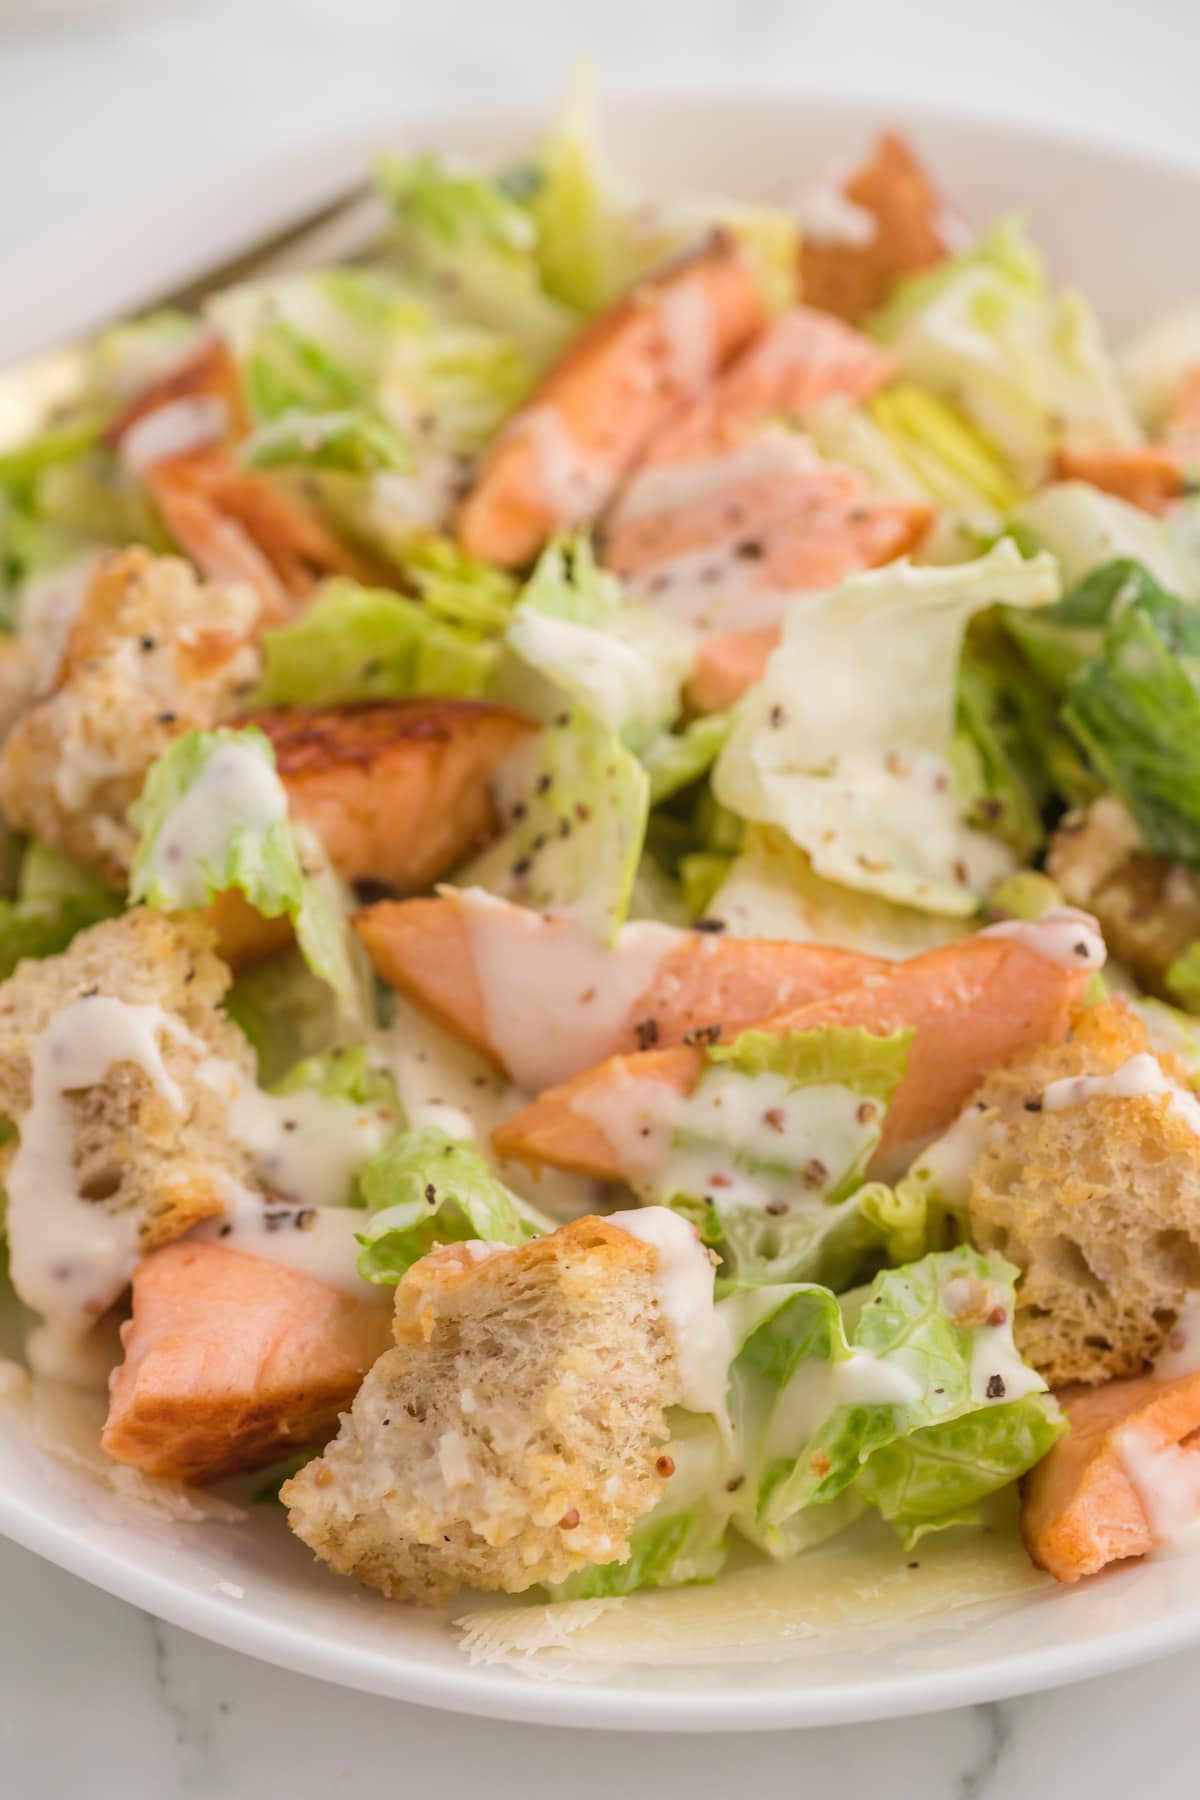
[0,547,261,882]
[283,1217,682,1604]
[967,1001,1200,1385]
[1048,796,1200,999]
[0,907,255,1259]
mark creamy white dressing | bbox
[6,997,191,1338]
[120,396,228,475]
[510,406,612,526]
[1042,1052,1200,1134]
[454,887,679,1094]
[18,552,100,692]
[225,1078,394,1210]
[607,1206,730,1417]
[144,738,289,907]
[657,277,715,399]
[25,1313,126,1391]
[981,906,1107,972]
[906,1104,995,1212]
[764,1347,921,1462]
[627,550,808,633]
[1156,1294,1200,1379]
[194,1187,386,1302]
[1117,1424,1200,1547]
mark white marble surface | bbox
[3,0,1200,1790]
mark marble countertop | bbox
[3,0,1200,1791]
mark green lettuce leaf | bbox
[643,712,733,807]
[1012,483,1199,597]
[651,1025,918,1288]
[0,843,123,981]
[503,537,691,748]
[713,541,1060,915]
[129,727,367,1022]
[454,705,649,943]
[224,946,346,1086]
[355,1126,547,1283]
[254,577,501,706]
[875,218,1141,486]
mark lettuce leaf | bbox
[224,947,346,1085]
[1012,483,1199,597]
[0,843,123,981]
[254,577,501,706]
[875,218,1140,485]
[651,1025,920,1288]
[714,542,1060,915]
[129,727,367,1022]
[454,705,649,943]
[503,537,691,748]
[643,712,733,807]
[355,1126,547,1283]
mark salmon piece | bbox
[685,628,782,714]
[147,448,382,622]
[1053,445,1183,516]
[491,934,1088,1181]
[102,1240,393,1485]
[355,890,886,1079]
[105,335,249,448]
[239,699,534,895]
[641,306,896,467]
[456,233,767,568]
[799,132,952,325]
[1022,1371,1200,1583]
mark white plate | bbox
[3,93,1200,1730]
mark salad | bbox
[3,90,1200,1627]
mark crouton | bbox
[966,1001,1200,1385]
[0,547,261,882]
[283,1217,683,1603]
[0,907,255,1261]
[1048,796,1200,998]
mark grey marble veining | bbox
[2,1,1200,1791]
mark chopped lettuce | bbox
[1012,483,1199,597]
[650,1025,921,1288]
[254,576,500,705]
[643,712,733,807]
[455,706,649,943]
[1117,301,1200,432]
[714,542,1060,915]
[224,947,347,1086]
[355,1126,547,1283]
[0,843,122,982]
[377,151,577,367]
[558,1246,1059,1595]
[956,623,1052,861]
[503,538,691,748]
[868,383,1023,516]
[129,728,367,1023]
[875,218,1141,485]
[707,826,967,957]
[1061,586,1200,862]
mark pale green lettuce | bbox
[455,705,649,943]
[713,542,1060,916]
[1012,483,1200,596]
[355,1126,548,1283]
[875,218,1141,486]
[0,843,122,981]
[129,727,368,1024]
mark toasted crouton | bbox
[0,548,261,882]
[283,1217,683,1603]
[0,908,255,1263]
[967,1001,1200,1385]
[1048,797,1200,999]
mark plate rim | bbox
[4,88,1200,1728]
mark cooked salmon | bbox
[685,628,783,714]
[355,889,885,1080]
[799,132,952,325]
[456,233,767,568]
[239,699,534,895]
[491,933,1089,1181]
[105,335,249,448]
[101,1240,393,1485]
[1053,445,1183,516]
[146,447,383,621]
[204,886,296,973]
[1022,1370,1200,1582]
[638,306,897,467]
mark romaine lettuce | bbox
[0,843,123,982]
[1012,483,1199,596]
[129,727,368,1024]
[355,1126,548,1283]
[713,542,1060,915]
